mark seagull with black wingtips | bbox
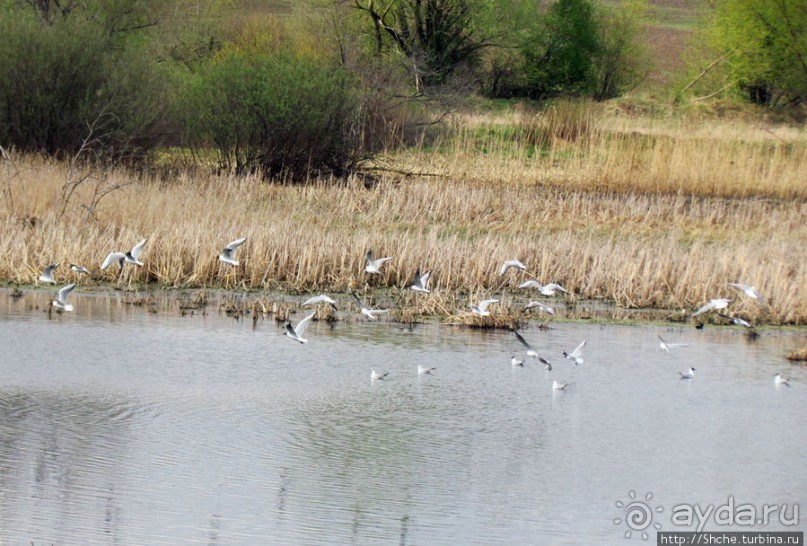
[218,237,247,266]
[285,311,316,344]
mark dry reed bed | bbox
[1,161,804,324]
[407,106,807,199]
[1,110,805,324]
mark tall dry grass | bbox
[0,106,805,324]
[409,100,807,199]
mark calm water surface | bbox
[1,290,805,545]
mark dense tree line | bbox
[0,0,799,180]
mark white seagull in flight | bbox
[365,249,392,274]
[371,369,389,380]
[38,263,59,284]
[562,340,586,365]
[349,290,388,320]
[513,331,552,369]
[658,335,689,352]
[219,237,247,266]
[717,313,753,329]
[499,259,527,276]
[101,238,148,270]
[410,269,431,293]
[69,263,90,274]
[692,298,730,317]
[472,298,499,317]
[525,301,555,315]
[52,283,76,312]
[302,294,337,311]
[519,281,570,296]
[285,311,316,343]
[727,283,768,308]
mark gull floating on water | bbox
[511,356,525,368]
[513,330,552,369]
[727,283,768,308]
[525,301,555,315]
[562,340,586,365]
[371,369,389,380]
[349,290,389,320]
[365,249,392,274]
[410,269,431,293]
[519,281,569,297]
[692,298,730,317]
[38,263,59,284]
[679,367,696,380]
[285,311,316,343]
[658,335,689,352]
[218,237,247,266]
[472,298,499,317]
[69,263,90,274]
[552,380,569,390]
[499,259,526,276]
[418,365,436,375]
[52,283,76,312]
[101,238,148,270]
[773,373,790,387]
[302,294,337,311]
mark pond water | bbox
[1,289,805,545]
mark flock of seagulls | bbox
[34,243,792,389]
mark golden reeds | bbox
[1,107,805,324]
[786,348,807,362]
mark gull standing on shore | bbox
[101,238,148,270]
[218,237,247,266]
[285,311,316,343]
[365,249,392,274]
[38,263,59,284]
[52,283,76,312]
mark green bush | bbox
[705,0,807,106]
[481,0,647,102]
[521,0,600,100]
[0,5,171,159]
[181,49,364,180]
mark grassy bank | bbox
[1,106,804,324]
